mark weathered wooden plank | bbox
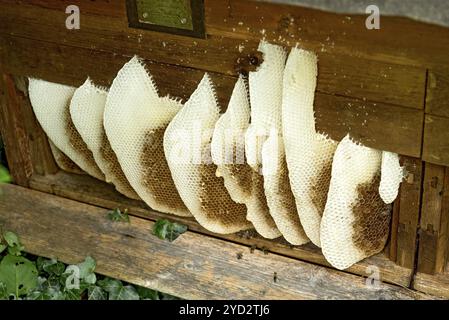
[15,0,125,18]
[314,94,423,157]
[204,0,449,70]
[0,183,431,299]
[414,259,449,298]
[426,69,449,118]
[388,196,400,261]
[0,35,424,158]
[423,115,449,167]
[0,2,427,109]
[10,76,58,176]
[413,169,449,295]
[11,0,449,70]
[28,171,414,287]
[0,74,58,177]
[417,164,449,274]
[315,54,425,110]
[0,35,235,109]
[394,157,422,269]
[0,73,33,186]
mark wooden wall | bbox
[0,0,449,295]
[2,0,449,160]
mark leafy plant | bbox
[153,219,187,242]
[36,257,65,277]
[0,254,38,298]
[98,278,139,300]
[107,208,130,222]
[0,166,11,184]
[76,256,97,284]
[136,286,160,300]
[3,231,25,256]
[0,230,177,300]
[87,285,107,300]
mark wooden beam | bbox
[417,164,449,274]
[0,35,236,109]
[314,94,423,157]
[423,115,449,167]
[0,2,427,109]
[0,183,432,299]
[387,198,400,261]
[0,73,58,178]
[0,35,424,158]
[426,69,449,118]
[414,269,449,299]
[0,73,33,186]
[394,157,423,269]
[7,0,449,70]
[28,171,414,287]
[204,0,449,70]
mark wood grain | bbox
[394,157,422,268]
[423,115,449,166]
[0,35,424,158]
[28,171,414,287]
[0,183,431,299]
[0,35,235,109]
[417,164,449,274]
[11,76,58,176]
[426,69,449,118]
[204,0,449,70]
[0,1,427,109]
[314,94,423,157]
[414,270,449,299]
[0,73,33,186]
[9,0,449,70]
[388,196,400,261]
[0,73,58,178]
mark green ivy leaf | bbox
[27,286,64,300]
[110,285,139,300]
[37,257,65,276]
[87,285,107,300]
[7,245,24,257]
[0,244,6,254]
[0,282,7,300]
[0,255,38,297]
[45,262,65,276]
[35,276,48,291]
[47,274,62,288]
[59,267,90,291]
[136,286,160,300]
[26,291,47,300]
[36,257,46,273]
[63,288,83,300]
[84,273,96,285]
[3,231,24,256]
[98,278,139,300]
[152,219,187,242]
[97,278,121,293]
[77,256,97,284]
[58,271,71,288]
[0,165,11,184]
[107,208,130,223]
[45,286,65,300]
[3,231,19,246]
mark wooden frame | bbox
[0,0,448,299]
[0,73,417,289]
[0,183,432,300]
